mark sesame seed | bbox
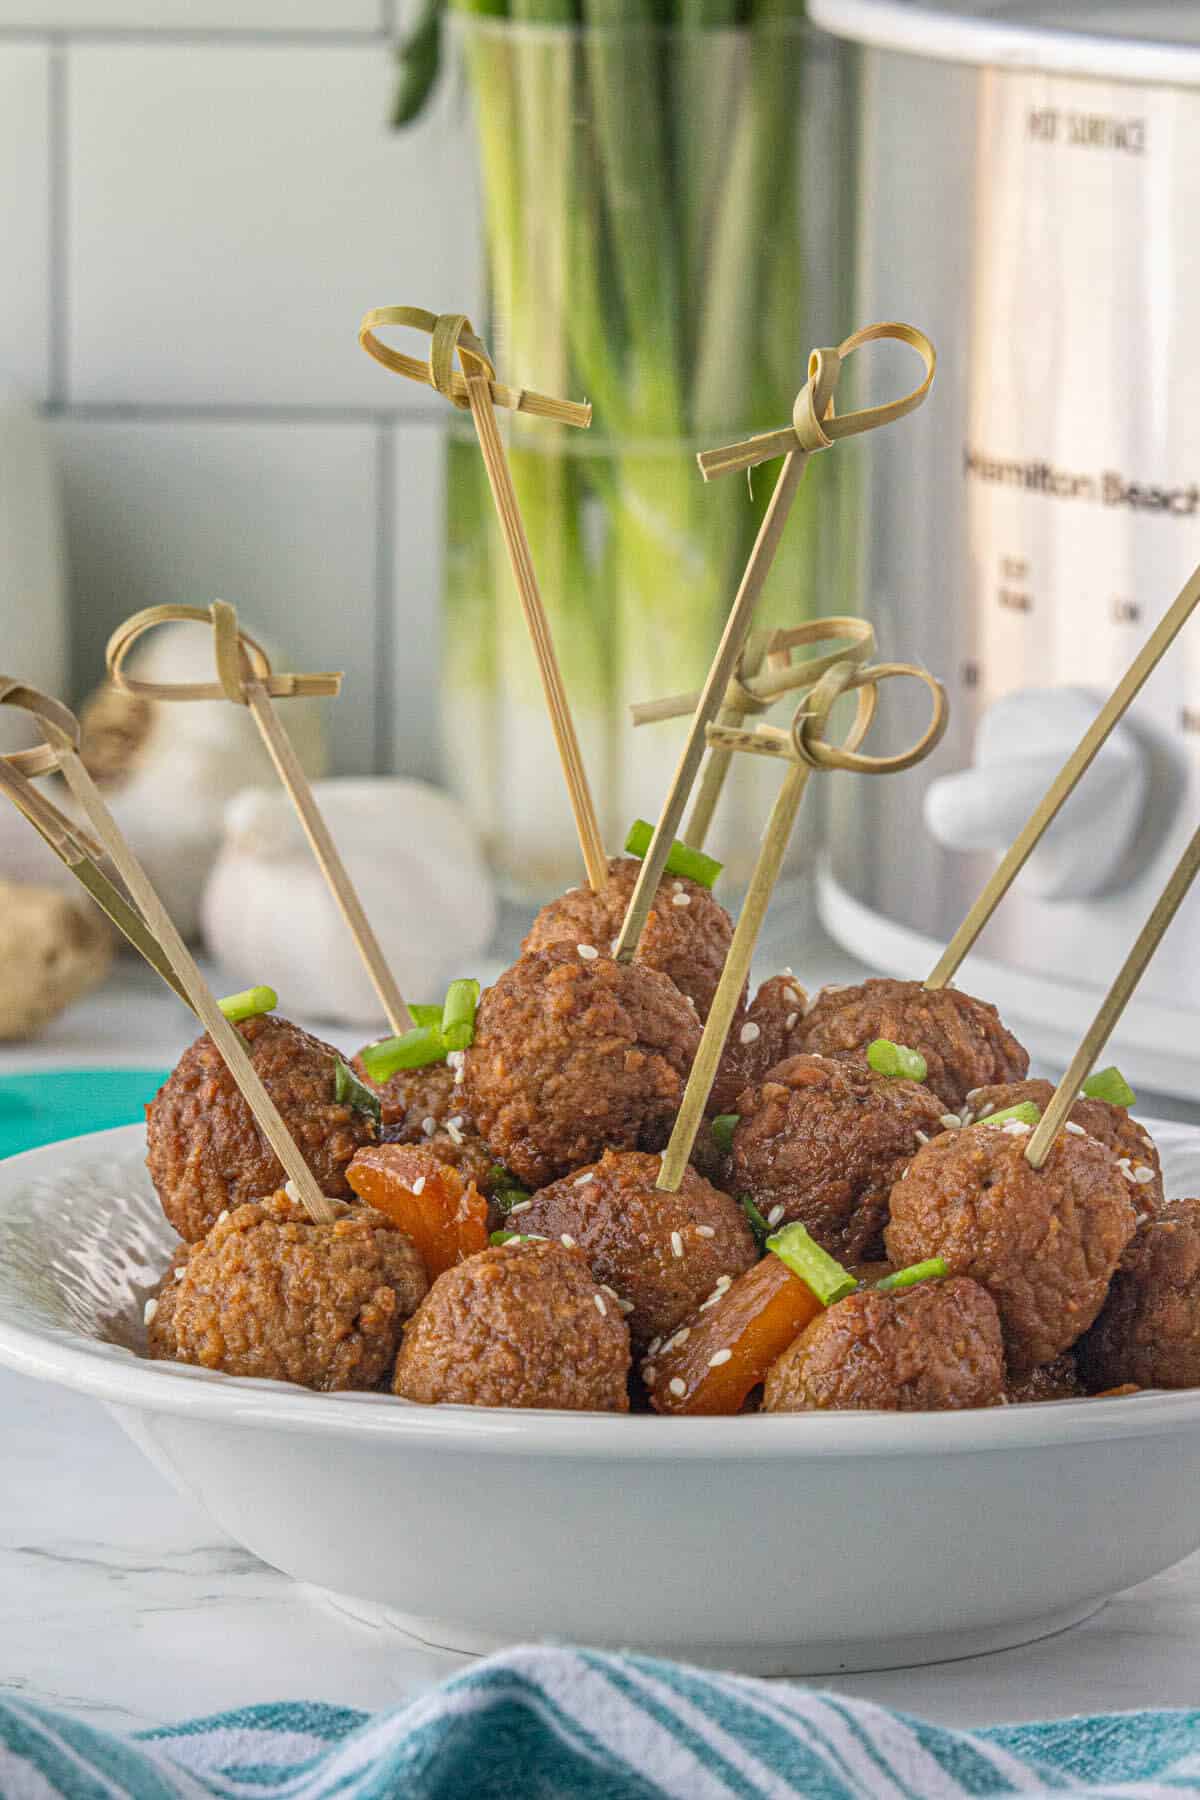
[216,1209,229,1224]
[976,1102,994,1118]
[782,967,794,978]
[448,1115,464,1129]
[647,1336,663,1357]
[786,1013,798,1031]
[959,1111,975,1127]
[509,1198,531,1214]
[696,1224,715,1238]
[767,1204,785,1227]
[643,1364,657,1383]
[143,1298,158,1325]
[940,1113,961,1129]
[1119,1160,1137,1181]
[577,943,599,961]
[446,1050,465,1070]
[785,986,803,1008]
[422,1116,437,1136]
[412,1175,426,1195]
[740,1022,761,1045]
[561,1233,577,1248]
[698,1291,724,1312]
[671,1230,684,1258]
[446,1121,465,1145]
[686,995,698,1010]
[174,1266,185,1281]
[1003,1120,1031,1135]
[709,1349,732,1367]
[672,892,692,907]
[601,1283,618,1298]
[673,880,684,890]
[618,1297,635,1314]
[669,1377,687,1397]
[594,1293,607,1316]
[1134,1165,1156,1184]
[1065,1122,1085,1137]
[610,938,620,954]
[455,1065,465,1084]
[574,1172,596,1186]
[665,1328,690,1351]
[716,1274,733,1290]
[915,1130,930,1145]
[284,1179,300,1203]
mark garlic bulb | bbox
[202,779,497,1026]
[0,881,112,1039]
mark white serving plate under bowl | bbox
[3,1120,1200,1676]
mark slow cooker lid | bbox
[808,0,1200,85]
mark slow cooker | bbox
[808,0,1200,1097]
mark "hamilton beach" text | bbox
[963,447,1199,518]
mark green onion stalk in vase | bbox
[394,0,851,896]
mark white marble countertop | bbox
[5,932,1200,1739]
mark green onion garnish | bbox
[490,1229,544,1246]
[409,1003,445,1029]
[866,1038,928,1082]
[739,1193,771,1248]
[441,978,480,1052]
[359,1026,447,1083]
[766,1222,858,1306]
[334,1058,382,1121]
[624,819,723,891]
[874,1258,948,1294]
[975,1101,1041,1129]
[1082,1066,1136,1108]
[493,1186,532,1215]
[218,984,277,1023]
[711,1113,739,1154]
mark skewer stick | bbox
[106,602,414,1037]
[656,647,947,1191]
[0,679,335,1225]
[616,322,936,960]
[1025,823,1200,1170]
[359,306,608,893]
[928,559,1200,991]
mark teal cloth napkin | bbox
[1,1647,1199,1798]
[0,1068,169,1161]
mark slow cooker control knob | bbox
[923,687,1149,902]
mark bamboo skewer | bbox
[616,321,936,961]
[359,305,608,894]
[105,602,414,1038]
[928,559,1200,991]
[0,679,335,1225]
[1025,823,1200,1170]
[656,644,947,1191]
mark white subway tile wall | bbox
[3,4,476,779]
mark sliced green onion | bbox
[866,1038,928,1082]
[975,1101,1041,1129]
[767,1223,858,1306]
[710,1113,739,1154]
[334,1058,382,1121]
[218,984,277,1023]
[359,1026,447,1083]
[875,1258,948,1294]
[624,819,723,890]
[441,977,480,1052]
[1082,1066,1136,1108]
[739,1193,770,1249]
[409,1003,445,1029]
[493,1186,532,1215]
[490,1229,545,1246]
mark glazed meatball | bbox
[796,978,1028,1112]
[351,1050,460,1137]
[886,1122,1137,1377]
[517,1149,757,1352]
[763,1277,1004,1412]
[729,1054,948,1262]
[522,855,734,1020]
[147,1015,377,1242]
[147,1192,427,1391]
[1007,1353,1082,1404]
[966,1079,1162,1213]
[393,1240,630,1410]
[463,944,701,1189]
[1077,1200,1200,1392]
[706,973,810,1119]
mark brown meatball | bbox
[463,944,701,1190]
[1077,1200,1200,1392]
[1007,1353,1082,1404]
[518,1149,757,1352]
[796,978,1028,1112]
[706,974,810,1118]
[147,1192,427,1391]
[965,1079,1162,1214]
[764,1277,1005,1412]
[393,1240,630,1410]
[729,1054,949,1262]
[885,1123,1137,1378]
[351,1052,460,1136]
[147,1015,377,1242]
[522,855,734,1020]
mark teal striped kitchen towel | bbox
[2,1645,1199,1798]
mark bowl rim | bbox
[3,1121,1198,1462]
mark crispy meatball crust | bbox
[1007,1353,1082,1404]
[147,1193,427,1391]
[1077,1200,1200,1392]
[522,855,734,1020]
[796,978,1028,1112]
[147,1015,377,1242]
[707,974,810,1119]
[392,1240,630,1410]
[729,1054,948,1262]
[518,1149,757,1352]
[352,1051,507,1200]
[966,1079,1162,1213]
[885,1125,1137,1378]
[463,945,701,1190]
[763,1277,1005,1412]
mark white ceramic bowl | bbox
[3,1120,1200,1676]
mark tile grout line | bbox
[373,422,396,774]
[46,37,67,406]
